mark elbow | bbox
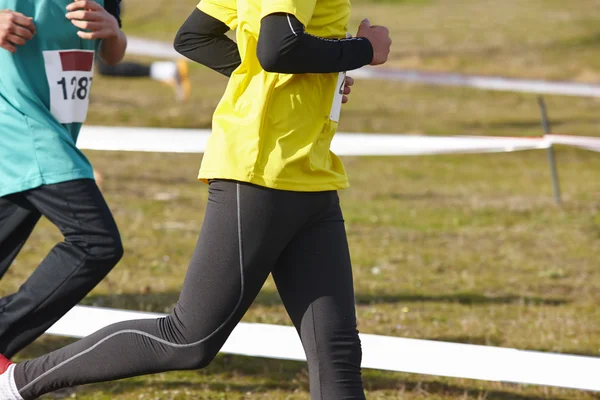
[173,30,186,56]
[101,56,121,66]
[101,50,125,66]
[100,34,126,66]
[174,31,210,59]
[256,39,281,73]
[101,48,125,66]
[173,27,196,56]
[257,54,279,73]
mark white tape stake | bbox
[46,306,600,392]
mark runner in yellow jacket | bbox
[1,0,391,398]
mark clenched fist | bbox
[0,9,36,53]
[66,1,120,40]
[356,18,391,66]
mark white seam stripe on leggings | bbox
[21,183,246,392]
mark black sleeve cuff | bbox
[104,0,122,28]
[353,37,373,68]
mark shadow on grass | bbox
[353,292,568,306]
[423,334,504,347]
[19,337,571,400]
[76,378,566,400]
[80,289,568,315]
[251,289,568,307]
[365,372,572,400]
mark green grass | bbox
[3,0,600,399]
[9,149,600,400]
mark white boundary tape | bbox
[126,37,600,98]
[77,126,600,156]
[46,306,600,392]
[549,134,600,152]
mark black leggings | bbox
[15,180,365,400]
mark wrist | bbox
[357,37,374,65]
[100,29,126,65]
[106,15,120,39]
[105,27,124,42]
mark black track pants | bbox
[0,179,123,358]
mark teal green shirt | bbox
[0,0,104,197]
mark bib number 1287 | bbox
[43,50,95,124]
[57,76,93,101]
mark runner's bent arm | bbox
[99,28,126,65]
[174,8,374,76]
[257,13,373,73]
[174,9,241,77]
[100,0,127,65]
[0,10,36,53]
[65,0,127,65]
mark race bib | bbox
[329,33,351,123]
[329,71,346,123]
[43,50,95,124]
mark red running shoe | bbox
[0,354,13,374]
[0,353,21,399]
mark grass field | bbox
[3,0,600,399]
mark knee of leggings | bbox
[78,230,124,267]
[95,236,123,266]
[109,236,124,263]
[168,344,220,371]
[159,314,221,371]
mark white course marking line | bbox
[78,126,558,156]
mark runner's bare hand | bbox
[66,1,119,40]
[356,18,391,66]
[342,75,354,104]
[0,9,36,53]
